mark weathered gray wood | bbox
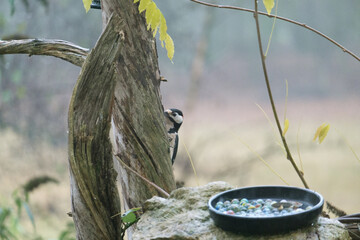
[68,15,124,240]
[1,1,177,239]
[0,39,88,66]
[102,0,177,211]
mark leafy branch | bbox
[110,207,142,239]
[134,0,174,61]
[82,0,175,61]
[189,0,360,62]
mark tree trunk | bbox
[68,15,124,240]
[68,0,176,239]
[102,0,176,210]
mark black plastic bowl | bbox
[208,185,324,235]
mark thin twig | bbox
[253,0,309,189]
[189,0,360,62]
[296,121,304,173]
[114,153,170,198]
[182,142,200,187]
[264,0,279,57]
[232,133,290,185]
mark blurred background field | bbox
[0,0,359,238]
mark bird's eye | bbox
[172,113,177,116]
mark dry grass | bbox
[0,98,359,239]
[0,129,70,239]
[174,98,360,215]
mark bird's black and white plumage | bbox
[164,108,183,165]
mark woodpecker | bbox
[164,108,183,164]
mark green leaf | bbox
[121,208,141,223]
[122,212,136,223]
[82,0,92,13]
[164,34,174,61]
[14,197,22,217]
[23,201,36,230]
[262,0,274,14]
[12,189,22,217]
[0,208,11,225]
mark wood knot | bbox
[119,30,125,41]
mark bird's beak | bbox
[165,109,172,115]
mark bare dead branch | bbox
[0,39,89,66]
[114,153,170,198]
[253,0,309,188]
[190,0,360,62]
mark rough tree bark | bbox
[68,0,176,237]
[68,15,124,240]
[102,0,176,211]
[1,0,177,238]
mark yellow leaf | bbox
[82,0,92,13]
[319,124,330,144]
[145,2,156,30]
[138,0,151,13]
[262,0,275,14]
[152,26,159,38]
[313,123,325,142]
[134,0,175,61]
[282,118,289,136]
[146,2,160,32]
[164,34,174,61]
[159,14,167,41]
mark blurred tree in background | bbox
[0,0,359,145]
[0,0,359,238]
[0,0,102,144]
